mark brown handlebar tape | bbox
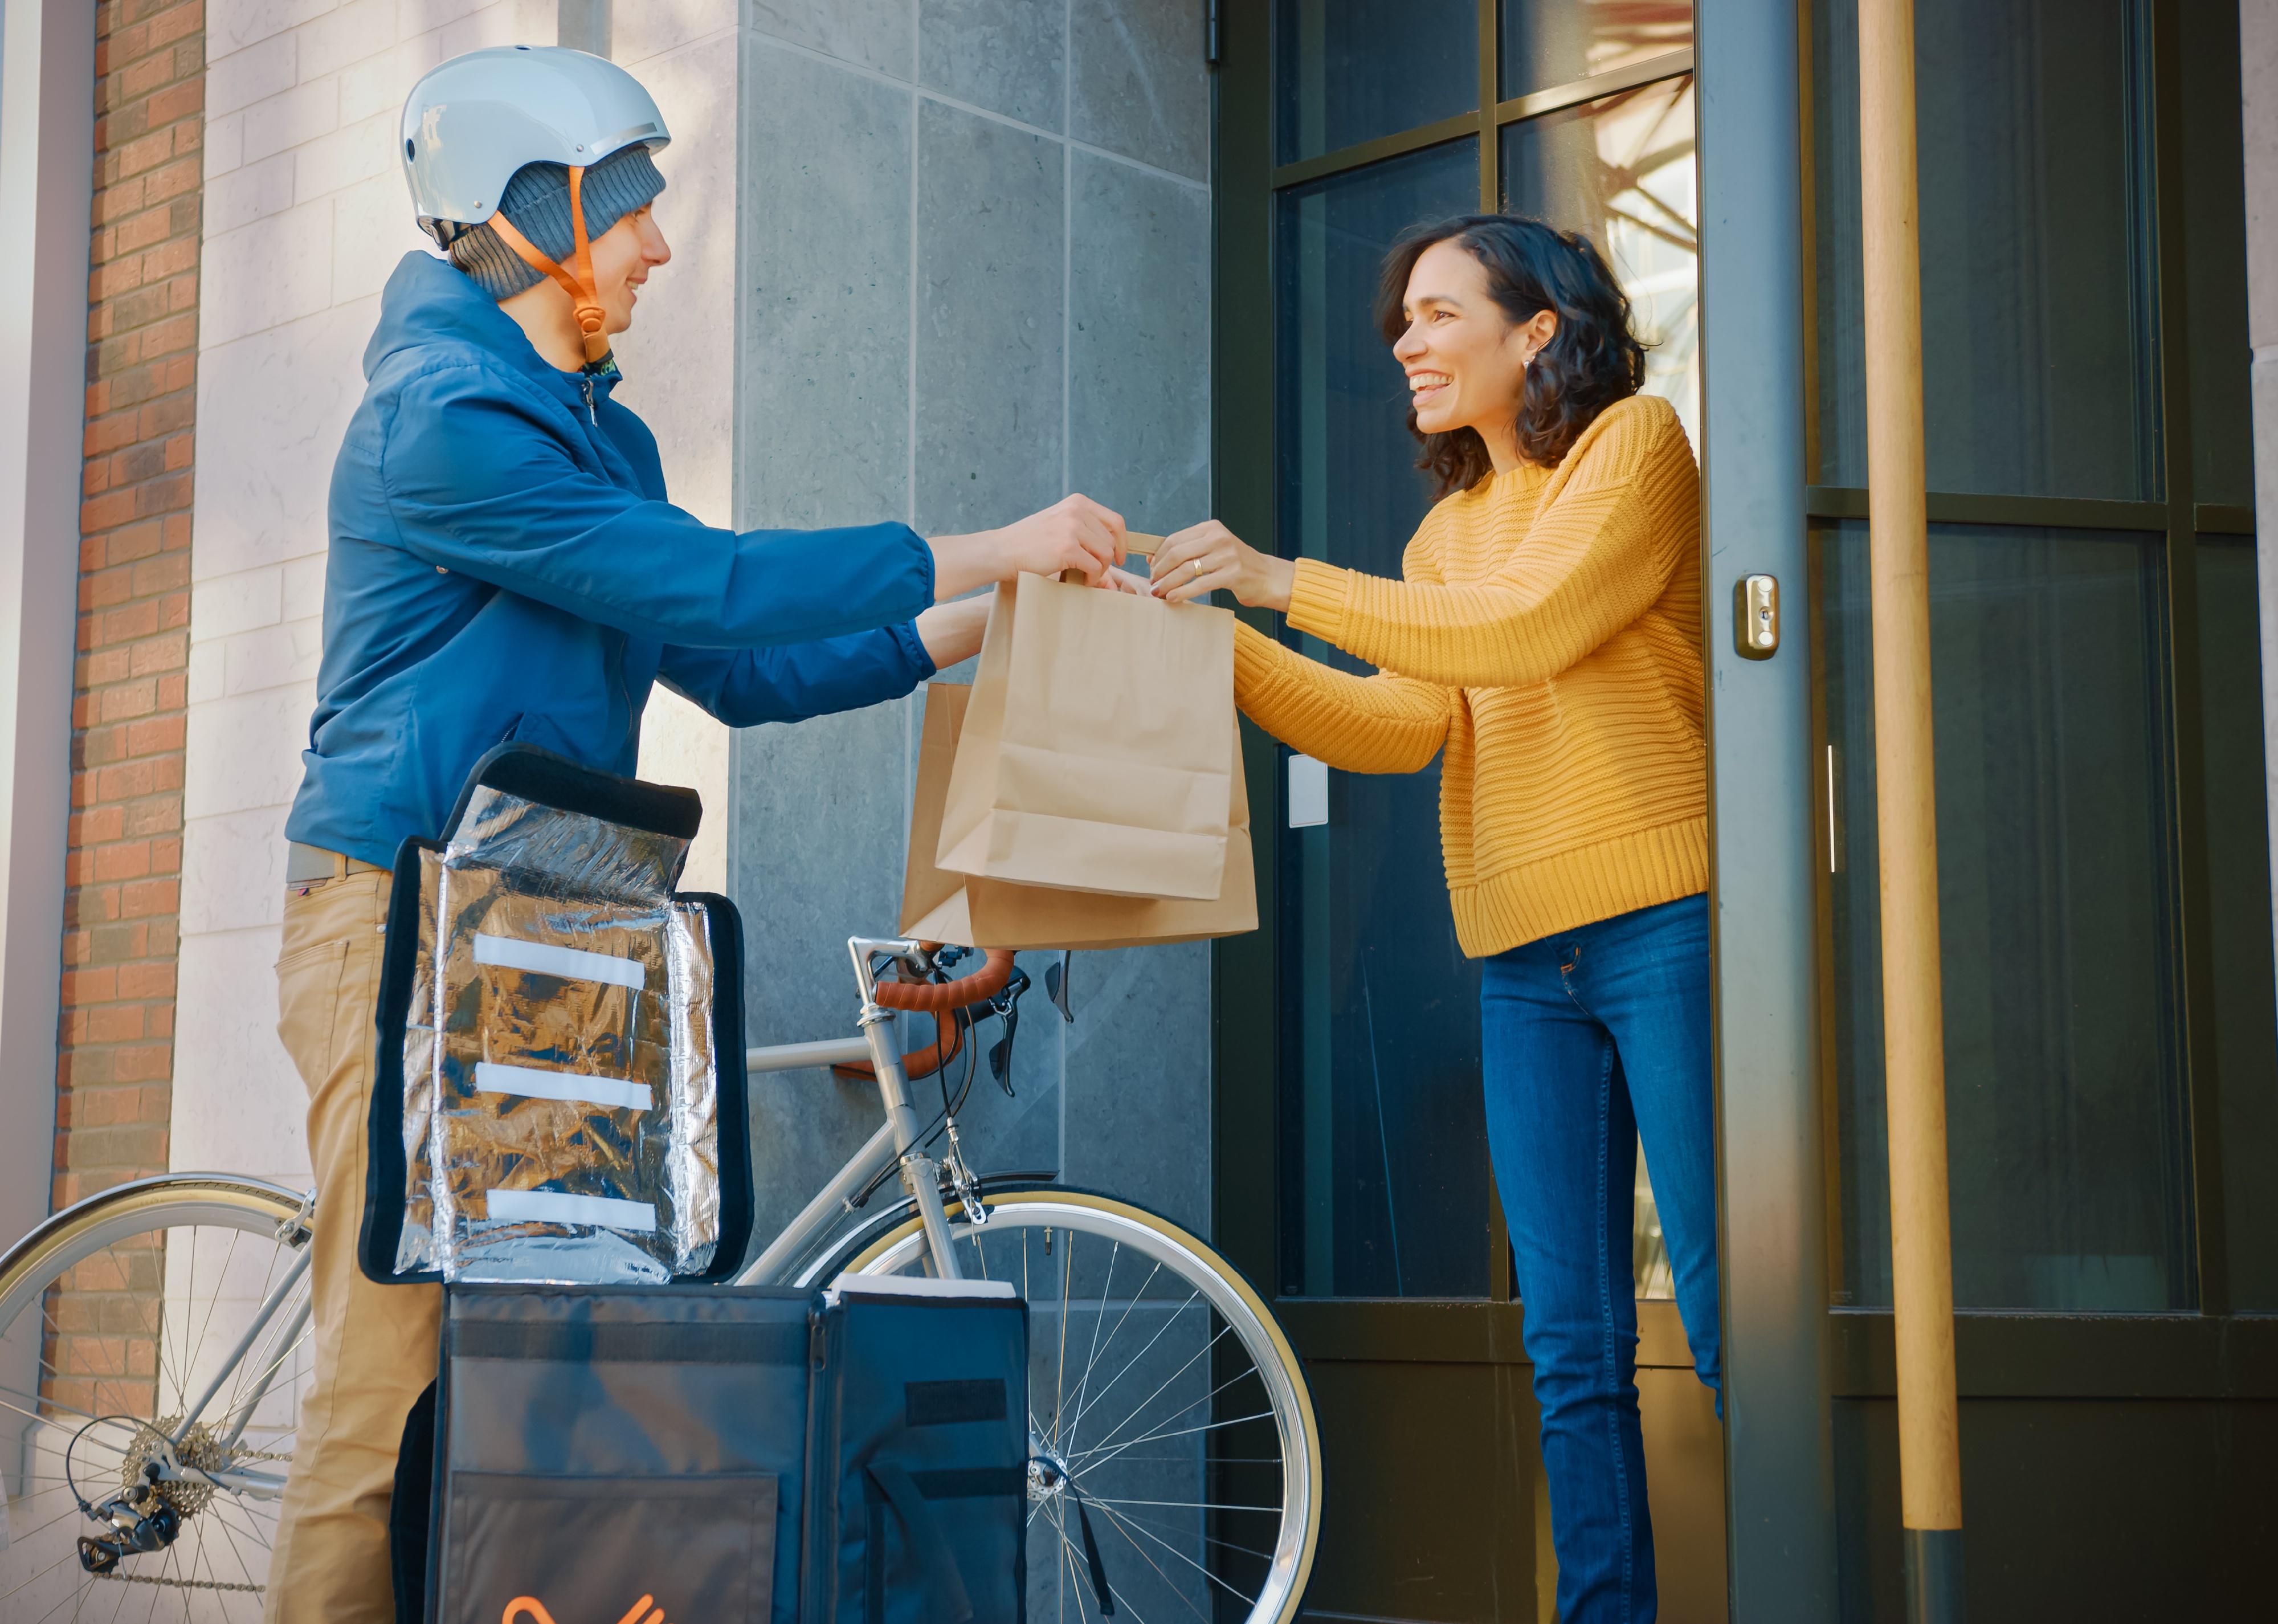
[869,948,1018,1013]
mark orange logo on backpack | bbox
[503,1595,670,1624]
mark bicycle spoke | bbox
[181,1227,242,1417]
[1071,1321,1235,1462]
[1075,1493,1205,1624]
[1074,1410,1280,1481]
[209,1320,312,1434]
[1088,1495,1283,1515]
[1063,1284,1199,1440]
[1088,1496,1256,1609]
[1050,1231,1074,1453]
[1077,1359,1269,1474]
[1059,1261,1162,1434]
[1063,1242,1118,1461]
[1105,1501,1280,1565]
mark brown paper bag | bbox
[935,572,1236,900]
[902,683,1256,950]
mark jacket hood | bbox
[364,251,561,383]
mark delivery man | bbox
[266,44,1123,1620]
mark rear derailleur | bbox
[77,1461,181,1574]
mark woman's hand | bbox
[915,589,994,670]
[929,495,1125,598]
[1149,521,1296,611]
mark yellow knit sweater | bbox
[1235,393,1705,957]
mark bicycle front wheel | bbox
[0,1173,314,1619]
[820,1185,1321,1624]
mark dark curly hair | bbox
[1375,214,1647,499]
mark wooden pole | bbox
[1857,0,1965,1618]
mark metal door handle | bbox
[1734,573,1779,659]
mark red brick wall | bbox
[44,0,204,1419]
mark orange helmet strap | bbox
[488,164,613,366]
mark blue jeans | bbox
[1480,893,1720,1624]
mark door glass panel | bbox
[1500,73,1699,451]
[1274,140,1488,1299]
[1822,522,2197,1311]
[1811,0,2162,499]
[1500,1,1691,102]
[1496,74,1695,1304]
[2182,2,2253,509]
[1276,0,1479,165]
[2195,537,2278,1309]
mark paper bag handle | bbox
[1060,531,1165,586]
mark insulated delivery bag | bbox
[361,748,1032,1623]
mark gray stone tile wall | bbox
[728,3,1215,1249]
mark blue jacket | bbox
[287,253,937,866]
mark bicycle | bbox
[0,935,1321,1623]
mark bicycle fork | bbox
[848,938,965,1280]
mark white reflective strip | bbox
[827,1273,1018,1303]
[473,1061,652,1113]
[485,1189,657,1232]
[473,933,645,989]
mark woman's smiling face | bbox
[1390,237,1556,459]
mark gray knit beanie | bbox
[447,144,667,300]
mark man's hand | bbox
[915,590,994,670]
[929,495,1125,599]
[1149,520,1296,610]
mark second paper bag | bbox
[903,683,1255,950]
[937,573,1236,900]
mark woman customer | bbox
[1149,214,1712,1622]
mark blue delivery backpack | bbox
[397,1276,1031,1624]
[370,750,1033,1624]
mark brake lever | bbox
[985,968,1029,1096]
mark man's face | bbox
[590,203,671,336]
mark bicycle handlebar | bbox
[870,946,1018,1013]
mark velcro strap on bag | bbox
[863,1462,973,1624]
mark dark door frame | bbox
[1209,0,1843,1614]
[1693,0,1842,1615]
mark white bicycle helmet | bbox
[399,45,669,238]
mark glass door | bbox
[1214,5,1720,1619]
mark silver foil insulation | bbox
[391,785,722,1283]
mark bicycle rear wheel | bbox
[818,1185,1321,1624]
[0,1174,313,1620]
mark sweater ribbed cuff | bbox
[1285,558,1354,643]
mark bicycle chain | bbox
[91,1573,262,1592]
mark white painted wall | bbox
[176,0,734,1185]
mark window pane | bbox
[1276,0,1478,165]
[1811,0,2161,499]
[1273,141,1489,1298]
[2182,2,2253,509]
[1500,1,1691,101]
[2195,538,2278,1308]
[1823,523,2197,1311]
[1500,73,1698,451]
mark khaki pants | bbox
[265,867,440,1623]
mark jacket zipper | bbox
[580,373,597,424]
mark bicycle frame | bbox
[148,937,962,1495]
[735,936,969,1286]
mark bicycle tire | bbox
[0,1172,314,1617]
[811,1182,1321,1624]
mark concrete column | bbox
[729,2,1214,1252]
[0,0,96,1494]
